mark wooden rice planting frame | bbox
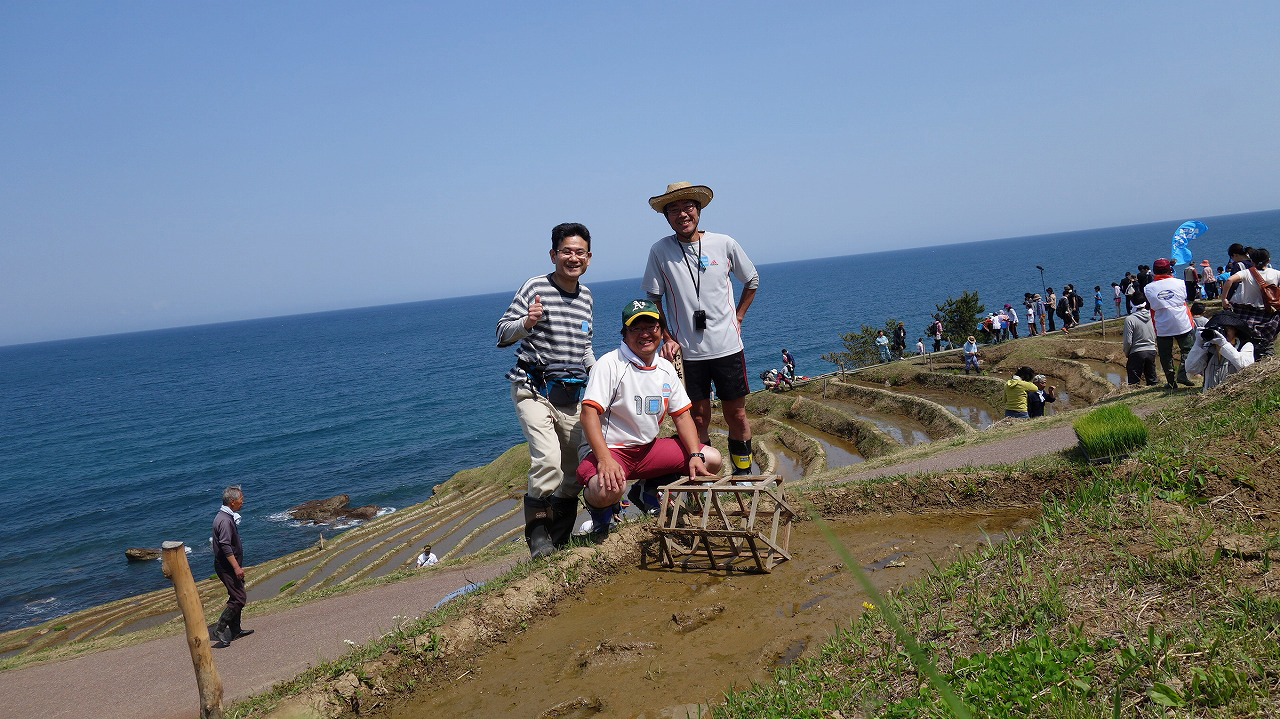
[647,474,794,573]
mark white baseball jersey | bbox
[581,342,692,448]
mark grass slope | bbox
[720,360,1280,718]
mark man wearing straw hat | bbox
[642,182,760,476]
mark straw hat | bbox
[648,182,713,213]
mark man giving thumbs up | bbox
[497,223,595,558]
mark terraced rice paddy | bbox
[1,325,1132,663]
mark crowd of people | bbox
[1119,246,1276,391]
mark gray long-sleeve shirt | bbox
[1122,308,1156,355]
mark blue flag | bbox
[1171,220,1206,266]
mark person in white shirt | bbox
[1185,312,1255,391]
[416,544,438,568]
[1220,247,1280,357]
[574,300,722,540]
[642,182,759,476]
[1143,258,1197,388]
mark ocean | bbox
[2,208,1278,630]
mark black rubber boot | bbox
[210,606,235,648]
[523,495,556,559]
[230,606,254,639]
[729,438,754,476]
[547,495,579,548]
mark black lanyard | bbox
[676,235,703,302]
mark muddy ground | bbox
[375,510,1035,719]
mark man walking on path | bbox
[497,223,595,558]
[1144,258,1196,388]
[211,485,253,648]
[643,182,760,476]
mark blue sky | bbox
[3,1,1279,346]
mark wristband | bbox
[689,452,705,461]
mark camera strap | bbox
[676,235,703,306]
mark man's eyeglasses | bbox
[626,324,661,335]
[665,203,698,218]
[557,249,590,258]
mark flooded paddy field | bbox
[815,397,933,445]
[850,380,997,429]
[379,508,1035,719]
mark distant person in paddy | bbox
[211,485,253,648]
[415,544,438,568]
[962,335,980,374]
[575,300,722,539]
[1027,375,1057,418]
[642,182,759,476]
[1143,257,1196,388]
[781,347,795,377]
[497,223,595,559]
[1003,366,1040,419]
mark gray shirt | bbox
[641,232,759,361]
[1122,308,1156,355]
[212,507,242,570]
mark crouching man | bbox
[575,300,722,540]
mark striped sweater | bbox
[497,274,594,386]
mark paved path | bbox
[828,423,1080,484]
[0,560,514,719]
[824,402,1158,486]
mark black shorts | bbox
[683,350,750,402]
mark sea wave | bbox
[17,597,65,623]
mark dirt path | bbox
[0,561,514,719]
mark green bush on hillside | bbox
[1073,404,1147,459]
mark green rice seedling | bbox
[1072,404,1148,461]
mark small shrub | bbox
[1073,404,1147,459]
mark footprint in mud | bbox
[567,639,659,674]
[806,564,842,584]
[866,550,909,570]
[763,637,809,668]
[670,604,724,633]
[538,696,603,719]
[776,592,832,618]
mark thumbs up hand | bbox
[524,294,544,330]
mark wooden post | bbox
[161,540,224,719]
